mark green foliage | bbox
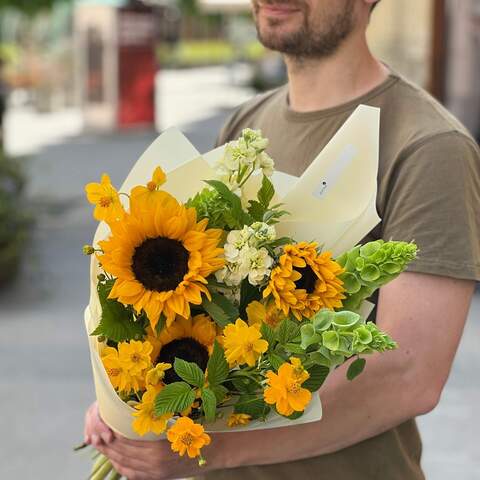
[210,384,228,403]
[91,280,145,343]
[204,180,252,229]
[206,341,229,386]
[174,358,205,388]
[247,176,289,226]
[257,176,275,209]
[202,291,239,328]
[260,323,276,350]
[276,318,301,345]
[239,279,262,319]
[186,188,233,229]
[347,358,367,381]
[0,0,70,15]
[0,153,31,287]
[234,394,270,420]
[336,240,418,311]
[200,388,217,423]
[154,382,196,416]
[302,365,329,392]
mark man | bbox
[84,1,480,478]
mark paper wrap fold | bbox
[85,105,381,440]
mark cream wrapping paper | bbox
[85,105,380,440]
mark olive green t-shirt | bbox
[204,72,480,479]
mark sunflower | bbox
[98,190,224,331]
[263,242,346,321]
[146,315,219,384]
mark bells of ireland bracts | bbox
[336,240,418,312]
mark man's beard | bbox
[253,0,355,59]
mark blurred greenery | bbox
[158,40,265,67]
[0,0,70,15]
[0,151,32,287]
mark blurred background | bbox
[0,0,478,478]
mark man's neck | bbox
[284,36,390,113]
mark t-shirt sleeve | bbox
[381,131,480,281]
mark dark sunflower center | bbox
[157,338,209,384]
[294,265,318,294]
[132,237,189,292]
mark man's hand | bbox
[84,402,214,480]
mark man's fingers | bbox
[84,402,114,445]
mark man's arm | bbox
[87,271,474,478]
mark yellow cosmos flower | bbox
[167,417,211,459]
[264,357,312,416]
[263,242,346,321]
[132,384,173,436]
[147,315,219,384]
[118,340,153,376]
[227,413,251,428]
[101,346,141,393]
[246,300,284,328]
[130,167,167,213]
[222,319,269,367]
[145,363,172,386]
[98,189,224,331]
[85,174,124,224]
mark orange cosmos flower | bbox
[264,357,312,416]
[166,417,211,459]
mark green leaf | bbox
[285,343,306,354]
[239,281,262,319]
[201,388,217,423]
[234,395,271,419]
[173,358,205,387]
[257,175,275,209]
[322,331,340,351]
[267,237,293,249]
[268,352,284,371]
[154,382,196,415]
[91,280,144,342]
[231,376,258,394]
[206,341,229,386]
[247,200,266,222]
[205,180,252,226]
[210,384,229,403]
[260,323,276,349]
[285,411,304,420]
[303,365,330,392]
[202,291,239,328]
[347,358,367,381]
[277,319,301,345]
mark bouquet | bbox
[79,106,417,478]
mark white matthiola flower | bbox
[250,222,276,245]
[236,138,257,166]
[242,128,269,151]
[256,151,275,177]
[240,247,274,286]
[226,227,252,250]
